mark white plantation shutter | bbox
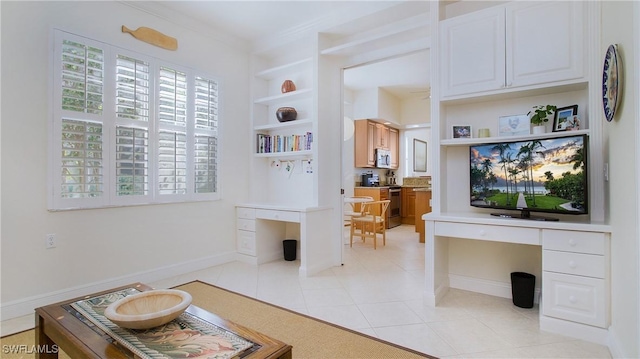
[194,76,218,132]
[158,67,187,127]
[158,131,187,195]
[115,127,149,196]
[61,39,104,114]
[193,76,218,194]
[60,119,103,198]
[51,30,220,209]
[194,135,217,193]
[115,55,150,122]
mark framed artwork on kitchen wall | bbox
[414,139,427,172]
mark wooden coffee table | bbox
[35,283,292,359]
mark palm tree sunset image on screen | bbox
[469,134,588,221]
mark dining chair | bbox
[343,196,373,227]
[350,199,390,249]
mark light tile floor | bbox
[1,225,612,358]
[149,224,612,358]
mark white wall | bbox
[0,1,251,318]
[603,2,639,357]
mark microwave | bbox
[376,148,391,168]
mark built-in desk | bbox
[423,212,612,344]
[236,203,333,277]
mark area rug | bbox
[0,280,435,359]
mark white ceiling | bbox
[152,1,430,99]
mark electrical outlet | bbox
[46,233,56,249]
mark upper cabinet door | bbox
[440,6,506,97]
[506,1,584,88]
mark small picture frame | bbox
[498,114,530,136]
[553,105,579,132]
[452,125,472,139]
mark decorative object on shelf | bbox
[281,80,296,93]
[121,25,178,51]
[413,139,427,172]
[498,114,530,136]
[602,44,623,122]
[553,105,579,132]
[478,128,491,138]
[276,107,297,122]
[452,125,472,139]
[528,105,557,134]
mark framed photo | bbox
[553,105,579,132]
[452,125,472,139]
[498,114,530,136]
[413,139,427,172]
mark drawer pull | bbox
[479,230,486,236]
[568,260,577,269]
[568,239,577,247]
[569,295,577,304]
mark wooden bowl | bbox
[104,289,192,329]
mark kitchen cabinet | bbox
[401,187,417,225]
[440,1,584,98]
[414,189,431,243]
[374,123,390,149]
[354,120,376,167]
[354,120,399,169]
[354,187,388,217]
[389,127,399,168]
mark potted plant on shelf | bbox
[528,105,557,134]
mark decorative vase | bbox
[532,125,546,134]
[276,107,297,122]
[281,80,296,93]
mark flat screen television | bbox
[469,134,588,221]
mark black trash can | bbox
[511,272,535,308]
[283,239,297,261]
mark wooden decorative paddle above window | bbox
[122,25,178,51]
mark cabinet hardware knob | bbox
[479,230,486,236]
[568,239,577,246]
[569,295,577,304]
[569,260,577,268]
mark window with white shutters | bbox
[50,30,221,210]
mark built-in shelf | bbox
[440,81,589,106]
[441,129,589,146]
[254,58,313,80]
[254,119,312,131]
[254,150,313,158]
[254,88,312,105]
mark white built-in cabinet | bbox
[428,0,610,344]
[440,1,584,98]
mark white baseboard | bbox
[448,274,541,304]
[606,326,626,358]
[540,315,609,345]
[1,251,236,322]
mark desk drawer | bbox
[237,207,256,220]
[237,218,255,232]
[542,271,606,327]
[542,230,606,255]
[255,209,300,223]
[435,222,539,245]
[236,230,256,256]
[543,250,605,278]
